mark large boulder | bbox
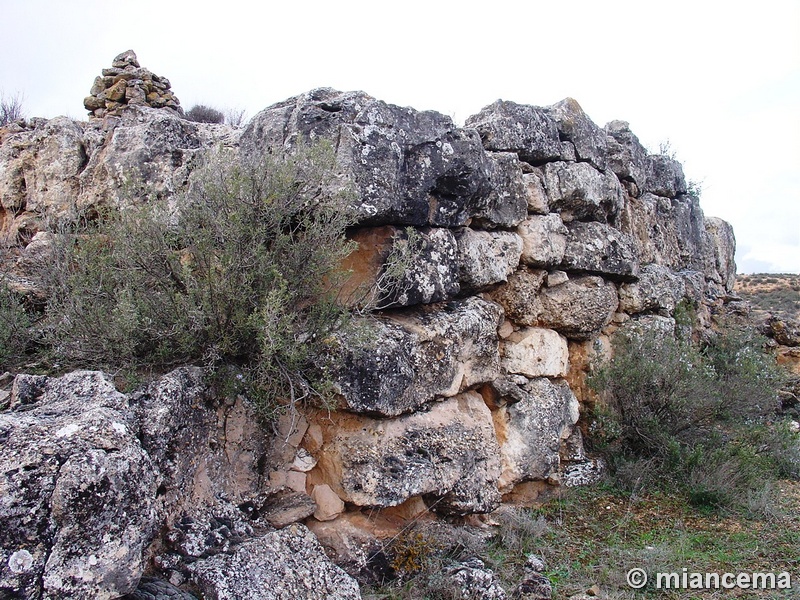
[618,264,686,314]
[546,98,608,171]
[496,378,580,491]
[541,161,625,223]
[644,154,687,199]
[336,297,503,416]
[465,100,562,164]
[241,88,493,227]
[537,276,619,339]
[604,120,648,192]
[501,328,569,378]
[473,152,528,228]
[618,192,708,272]
[560,221,639,281]
[517,214,568,268]
[0,108,238,247]
[454,228,523,292]
[187,525,361,600]
[0,371,157,600]
[315,392,502,515]
[704,216,736,291]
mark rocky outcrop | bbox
[0,68,740,597]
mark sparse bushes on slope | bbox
[589,322,796,514]
[36,141,356,414]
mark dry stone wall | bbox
[0,57,738,597]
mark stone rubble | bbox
[84,50,183,119]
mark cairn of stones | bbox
[83,50,182,118]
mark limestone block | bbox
[187,525,361,600]
[546,97,608,171]
[618,264,686,314]
[605,120,648,190]
[336,297,502,416]
[538,276,619,340]
[241,88,493,227]
[523,170,549,214]
[517,214,568,267]
[489,268,547,326]
[311,484,345,521]
[318,392,501,515]
[542,161,625,223]
[644,154,687,198]
[0,372,157,600]
[560,221,639,280]
[473,151,528,227]
[466,99,563,163]
[454,227,523,292]
[502,328,569,378]
[496,378,580,490]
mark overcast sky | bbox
[2,0,798,273]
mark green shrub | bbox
[589,322,795,512]
[37,142,356,414]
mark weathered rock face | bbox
[0,80,741,595]
[314,392,501,515]
[0,109,237,247]
[241,88,495,227]
[336,297,502,416]
[496,378,580,491]
[187,525,361,600]
[0,371,157,600]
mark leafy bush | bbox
[185,104,224,124]
[36,142,356,414]
[589,322,795,513]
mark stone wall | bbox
[0,64,737,598]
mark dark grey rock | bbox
[644,154,687,198]
[466,100,562,164]
[187,525,361,600]
[0,371,157,600]
[473,152,528,228]
[560,221,640,281]
[447,557,507,599]
[546,98,607,171]
[542,161,625,223]
[336,297,502,416]
[241,88,493,227]
[605,120,648,191]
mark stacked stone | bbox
[83,50,182,118]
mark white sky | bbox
[1,0,798,273]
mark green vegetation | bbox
[16,142,356,415]
[588,323,794,513]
